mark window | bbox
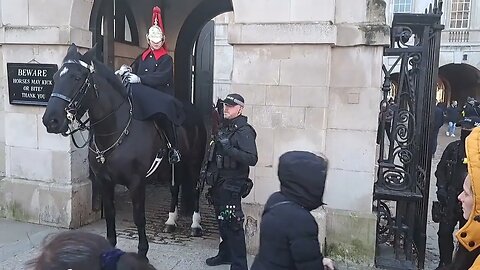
[94,0,139,45]
[393,0,413,13]
[450,0,471,29]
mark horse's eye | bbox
[75,77,82,81]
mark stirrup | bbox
[169,148,181,164]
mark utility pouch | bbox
[242,178,254,198]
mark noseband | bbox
[51,59,97,130]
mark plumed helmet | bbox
[146,6,165,45]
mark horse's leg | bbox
[164,179,179,233]
[187,155,203,237]
[191,187,203,237]
[90,169,102,212]
[102,180,117,247]
[129,181,149,259]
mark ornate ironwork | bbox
[373,1,444,269]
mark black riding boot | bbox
[166,122,181,164]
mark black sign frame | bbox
[7,63,58,106]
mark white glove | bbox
[127,73,141,84]
[323,258,335,270]
[114,64,132,77]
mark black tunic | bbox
[132,52,174,96]
[129,52,185,125]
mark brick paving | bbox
[114,181,220,244]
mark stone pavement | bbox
[0,124,459,270]
[0,218,246,270]
[0,218,368,270]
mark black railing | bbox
[373,1,444,269]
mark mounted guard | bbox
[115,6,182,164]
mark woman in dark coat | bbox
[251,151,335,270]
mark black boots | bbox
[166,122,181,164]
[206,254,231,266]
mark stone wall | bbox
[0,0,390,265]
[228,0,388,264]
[0,0,98,228]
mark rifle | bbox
[196,99,224,193]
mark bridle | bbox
[50,59,133,163]
[51,60,97,133]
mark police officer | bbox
[434,115,480,269]
[115,6,181,164]
[462,97,480,118]
[205,93,258,270]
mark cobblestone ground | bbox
[114,180,219,244]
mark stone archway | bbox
[439,63,480,106]
[174,0,233,101]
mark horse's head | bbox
[42,43,98,134]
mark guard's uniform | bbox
[131,52,174,96]
[119,6,181,164]
[207,114,257,270]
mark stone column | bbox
[229,0,388,264]
[213,12,234,100]
[0,0,97,228]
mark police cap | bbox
[221,93,245,107]
[458,116,480,130]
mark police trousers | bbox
[437,204,466,265]
[212,178,247,270]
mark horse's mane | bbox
[92,59,128,97]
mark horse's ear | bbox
[66,43,78,56]
[82,44,98,62]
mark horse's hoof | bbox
[191,227,203,237]
[164,224,176,233]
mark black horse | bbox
[42,44,206,259]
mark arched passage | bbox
[439,63,480,106]
[389,72,449,104]
[174,0,234,102]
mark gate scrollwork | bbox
[373,1,444,269]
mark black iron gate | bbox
[373,1,444,269]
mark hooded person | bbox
[250,151,335,270]
[115,6,182,164]
[451,127,480,269]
